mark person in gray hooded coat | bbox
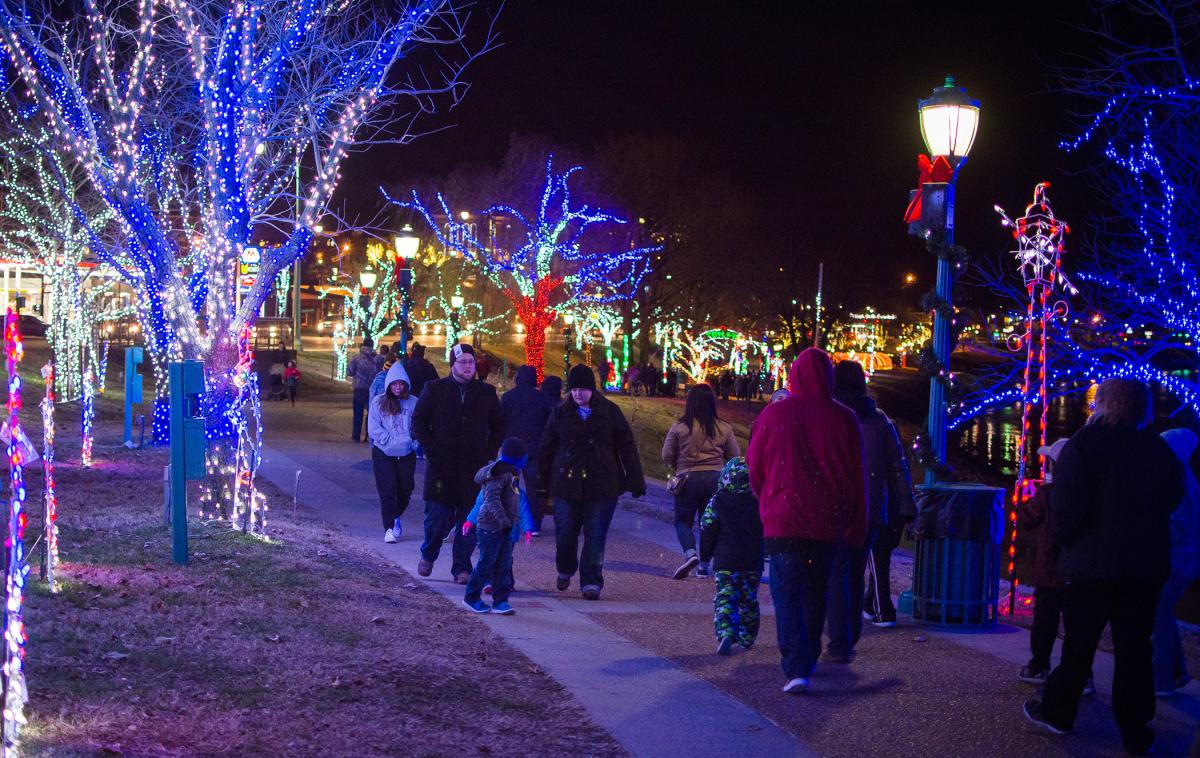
[368,362,417,543]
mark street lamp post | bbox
[449,293,465,347]
[393,224,419,359]
[913,76,980,483]
[359,265,378,339]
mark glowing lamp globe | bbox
[918,76,980,164]
[359,266,378,290]
[450,295,465,309]
[394,224,419,260]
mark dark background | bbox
[336,0,1103,312]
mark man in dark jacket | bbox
[501,365,552,531]
[412,343,504,582]
[828,360,916,647]
[747,348,867,694]
[1025,378,1184,754]
[404,343,439,399]
[539,364,646,600]
[347,338,381,442]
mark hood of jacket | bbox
[541,375,563,401]
[718,457,750,494]
[473,459,514,485]
[384,361,411,391]
[515,365,538,388]
[1162,428,1197,464]
[788,348,835,400]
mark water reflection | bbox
[957,384,1198,476]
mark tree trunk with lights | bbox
[510,276,562,384]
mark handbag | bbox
[666,423,698,496]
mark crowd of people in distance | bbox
[348,336,1197,755]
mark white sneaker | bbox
[383,528,397,544]
[783,677,810,694]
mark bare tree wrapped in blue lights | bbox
[390,156,658,383]
[0,0,493,514]
[953,5,1200,434]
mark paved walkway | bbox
[258,395,1200,757]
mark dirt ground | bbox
[20,433,622,757]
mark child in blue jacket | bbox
[461,438,535,614]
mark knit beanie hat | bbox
[450,343,475,362]
[499,437,528,469]
[568,364,596,391]
[718,457,750,494]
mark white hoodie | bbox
[368,362,417,456]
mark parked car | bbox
[18,314,46,337]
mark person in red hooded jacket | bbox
[747,348,867,694]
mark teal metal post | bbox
[169,360,206,565]
[124,347,143,447]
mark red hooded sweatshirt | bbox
[747,348,868,547]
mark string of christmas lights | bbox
[80,367,95,467]
[39,362,58,594]
[2,310,29,756]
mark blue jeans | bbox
[554,497,617,589]
[826,528,876,657]
[769,541,838,679]
[1153,568,1196,692]
[465,528,513,604]
[351,388,369,441]
[673,470,720,556]
[420,500,476,577]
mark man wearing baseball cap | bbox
[412,343,504,582]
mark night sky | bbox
[337,0,1106,310]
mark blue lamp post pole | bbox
[914,76,980,484]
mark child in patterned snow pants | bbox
[714,570,761,648]
[700,458,765,655]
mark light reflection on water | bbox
[956,374,1198,476]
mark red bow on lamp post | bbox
[903,154,955,224]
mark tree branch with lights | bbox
[389,156,658,382]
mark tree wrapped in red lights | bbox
[390,156,658,382]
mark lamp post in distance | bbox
[393,224,419,358]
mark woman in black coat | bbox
[539,365,646,600]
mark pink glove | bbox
[523,532,532,546]
[461,521,473,536]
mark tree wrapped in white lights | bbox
[0,0,492,508]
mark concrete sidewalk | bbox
[258,396,1200,757]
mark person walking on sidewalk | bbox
[412,343,503,583]
[1153,428,1200,697]
[501,365,552,534]
[284,360,301,406]
[1015,438,1094,694]
[404,343,440,399]
[663,383,740,579]
[368,362,417,544]
[747,348,867,694]
[461,438,535,615]
[1024,378,1184,755]
[540,364,646,600]
[827,359,914,657]
[347,338,381,442]
[699,457,764,656]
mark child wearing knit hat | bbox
[461,437,535,614]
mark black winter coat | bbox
[500,366,551,489]
[699,490,764,572]
[1050,422,1184,583]
[1017,484,1062,588]
[404,357,440,399]
[412,376,503,505]
[838,395,916,527]
[539,395,646,503]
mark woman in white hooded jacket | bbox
[369,362,417,543]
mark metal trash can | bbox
[910,482,1004,628]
